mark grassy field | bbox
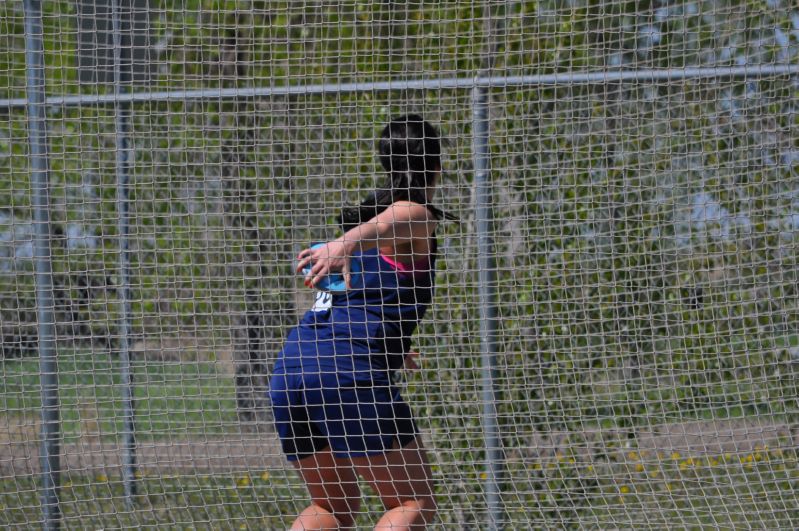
[0,472,306,529]
[0,350,239,441]
[501,445,799,528]
[1,350,797,528]
[0,448,796,528]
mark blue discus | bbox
[301,243,360,293]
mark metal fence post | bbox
[111,0,137,506]
[473,84,503,530]
[24,0,61,527]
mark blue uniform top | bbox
[275,241,437,384]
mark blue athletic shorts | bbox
[269,368,418,461]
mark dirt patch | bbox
[0,433,287,478]
[131,336,232,364]
[0,414,38,445]
[636,417,796,455]
[130,335,236,377]
[0,414,286,477]
[506,418,796,464]
[2,416,794,477]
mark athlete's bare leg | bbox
[351,436,436,531]
[291,447,361,530]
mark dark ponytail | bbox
[339,114,456,232]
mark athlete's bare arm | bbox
[297,201,438,289]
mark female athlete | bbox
[269,114,454,530]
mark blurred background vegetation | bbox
[1,0,798,526]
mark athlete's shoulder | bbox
[386,201,438,222]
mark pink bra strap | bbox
[380,253,429,272]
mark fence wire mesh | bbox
[1,1,798,528]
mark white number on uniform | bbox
[311,291,332,312]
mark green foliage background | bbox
[1,0,798,526]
